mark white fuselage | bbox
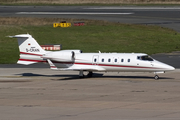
[51,53,174,72]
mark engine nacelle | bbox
[42,50,82,62]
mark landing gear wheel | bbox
[79,75,84,78]
[87,71,93,78]
[154,75,159,80]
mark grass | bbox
[0,17,180,64]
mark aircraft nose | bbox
[168,65,175,71]
[164,64,175,71]
[154,60,175,71]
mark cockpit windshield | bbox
[137,55,154,61]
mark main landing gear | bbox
[79,71,84,78]
[87,71,93,78]
[79,71,93,78]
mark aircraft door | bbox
[92,55,99,65]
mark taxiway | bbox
[0,68,180,120]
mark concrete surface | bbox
[0,68,180,120]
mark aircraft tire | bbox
[87,71,93,78]
[154,75,159,80]
[79,75,84,78]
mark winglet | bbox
[47,59,58,70]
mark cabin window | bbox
[108,59,111,62]
[121,59,124,62]
[137,55,154,61]
[114,59,117,62]
[94,58,97,62]
[128,59,130,62]
[102,59,104,62]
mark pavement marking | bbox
[16,12,134,15]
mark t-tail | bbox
[9,34,47,65]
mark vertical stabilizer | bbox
[9,34,47,65]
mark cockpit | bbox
[137,55,154,61]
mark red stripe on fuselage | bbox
[51,66,57,68]
[18,59,46,62]
[17,59,161,70]
[99,63,157,69]
[20,52,43,56]
[74,62,160,69]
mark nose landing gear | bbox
[154,71,164,80]
[154,75,159,80]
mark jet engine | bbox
[42,50,82,62]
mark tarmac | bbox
[0,68,180,120]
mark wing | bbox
[47,59,105,71]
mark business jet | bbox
[9,34,175,80]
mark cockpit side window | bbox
[137,55,154,61]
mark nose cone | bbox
[165,65,175,71]
[154,60,175,71]
[159,61,175,71]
